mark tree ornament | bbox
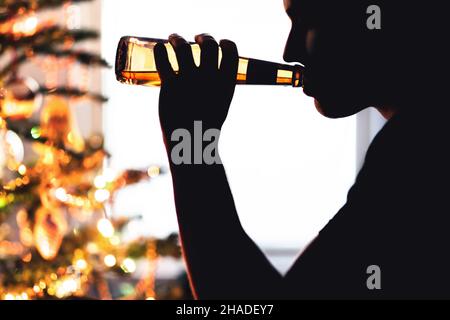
[0,77,42,119]
[40,96,85,153]
[33,205,68,261]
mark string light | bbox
[0,195,8,209]
[12,14,38,36]
[4,293,15,300]
[109,235,121,246]
[39,281,46,290]
[55,277,80,299]
[94,189,110,203]
[121,258,136,273]
[86,242,99,254]
[30,126,41,139]
[104,255,116,267]
[147,166,160,178]
[20,292,29,300]
[94,175,107,189]
[74,259,88,271]
[97,218,114,238]
[54,187,69,202]
[18,164,27,175]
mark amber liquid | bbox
[120,58,251,86]
[115,36,303,88]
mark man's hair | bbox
[341,2,447,105]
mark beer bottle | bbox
[115,36,303,88]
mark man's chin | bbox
[313,98,364,119]
[313,99,327,116]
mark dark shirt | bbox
[284,108,450,298]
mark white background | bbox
[100,0,367,265]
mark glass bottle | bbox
[115,36,303,88]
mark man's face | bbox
[283,0,376,118]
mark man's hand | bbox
[153,34,283,299]
[154,33,239,139]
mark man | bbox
[154,1,449,298]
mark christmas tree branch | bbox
[0,0,93,23]
[0,53,27,80]
[38,85,108,102]
[0,26,99,55]
[34,47,110,67]
[0,48,110,80]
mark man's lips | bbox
[302,72,316,98]
[302,72,324,114]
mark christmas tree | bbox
[0,0,183,300]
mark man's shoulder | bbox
[363,108,449,173]
[284,108,450,298]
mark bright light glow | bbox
[94,175,107,189]
[18,164,27,175]
[94,189,110,203]
[102,168,116,182]
[97,218,114,238]
[121,257,136,273]
[109,235,121,246]
[13,16,38,36]
[54,187,68,202]
[5,130,24,163]
[86,242,99,254]
[55,278,79,298]
[75,258,88,270]
[147,166,160,178]
[30,126,41,139]
[4,293,15,300]
[104,254,117,267]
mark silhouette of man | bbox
[154,1,449,298]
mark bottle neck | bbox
[242,58,303,87]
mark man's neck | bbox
[376,106,397,120]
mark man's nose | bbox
[283,24,308,64]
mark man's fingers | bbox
[195,33,219,74]
[154,42,175,83]
[219,39,239,82]
[169,33,196,75]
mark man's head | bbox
[283,1,442,118]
